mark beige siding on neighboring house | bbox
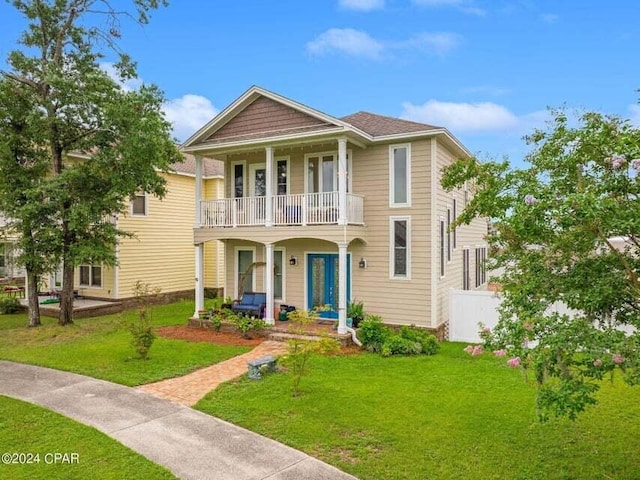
[433,140,488,326]
[117,173,197,298]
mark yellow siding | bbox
[74,265,116,299]
[116,173,197,298]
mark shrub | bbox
[229,314,268,338]
[127,281,160,360]
[399,326,440,356]
[210,314,222,332]
[381,335,422,357]
[0,297,21,314]
[347,300,365,328]
[358,314,390,353]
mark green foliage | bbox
[399,325,440,355]
[0,297,21,314]
[381,335,422,357]
[282,309,340,396]
[127,281,160,360]
[229,313,268,339]
[357,315,390,353]
[0,0,180,326]
[347,300,365,328]
[442,107,640,420]
[209,313,222,332]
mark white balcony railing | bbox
[200,192,364,228]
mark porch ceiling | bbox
[193,225,368,246]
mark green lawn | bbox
[196,342,640,480]
[0,395,176,480]
[0,300,249,386]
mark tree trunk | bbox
[58,256,75,325]
[26,270,41,327]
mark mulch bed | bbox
[156,325,263,347]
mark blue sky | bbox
[1,0,639,165]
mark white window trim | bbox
[234,246,256,299]
[303,150,353,193]
[389,215,411,280]
[130,192,148,217]
[230,160,246,198]
[249,163,266,197]
[389,143,412,208]
[447,208,452,263]
[452,196,457,251]
[268,246,286,302]
[274,156,291,196]
[439,217,446,279]
[78,263,103,288]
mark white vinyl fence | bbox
[449,289,635,343]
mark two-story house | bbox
[182,86,488,336]
[40,154,225,302]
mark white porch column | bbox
[338,138,348,225]
[194,243,205,318]
[195,155,203,227]
[337,242,348,334]
[265,243,275,324]
[265,146,274,227]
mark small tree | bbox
[128,280,160,360]
[442,108,640,420]
[282,309,340,397]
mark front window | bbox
[276,160,288,195]
[237,249,254,296]
[79,264,102,288]
[390,216,411,279]
[233,163,244,198]
[274,249,284,300]
[462,249,470,290]
[390,144,411,207]
[131,193,146,216]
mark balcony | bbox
[200,192,364,228]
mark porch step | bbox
[268,331,352,347]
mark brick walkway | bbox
[136,341,287,406]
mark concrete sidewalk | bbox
[0,361,357,480]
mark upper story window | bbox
[131,193,147,216]
[233,162,245,198]
[389,144,411,207]
[276,159,289,195]
[304,152,352,194]
[79,264,102,288]
[390,216,411,279]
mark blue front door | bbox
[307,254,351,319]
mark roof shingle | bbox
[170,154,223,177]
[340,111,440,137]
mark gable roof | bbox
[170,154,223,178]
[340,111,440,137]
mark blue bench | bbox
[231,292,266,318]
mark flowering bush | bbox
[444,108,640,420]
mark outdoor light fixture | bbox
[289,255,297,266]
[359,257,367,269]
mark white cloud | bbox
[306,28,384,59]
[628,104,640,126]
[540,13,559,23]
[338,0,384,11]
[307,28,460,59]
[401,99,549,134]
[163,95,219,143]
[99,62,143,92]
[411,0,486,16]
[403,32,461,56]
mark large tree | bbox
[443,109,640,420]
[0,0,181,325]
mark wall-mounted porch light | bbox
[289,255,298,266]
[359,257,367,269]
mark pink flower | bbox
[464,345,474,354]
[507,357,521,368]
[472,345,484,356]
[593,359,603,367]
[606,154,626,169]
[631,159,640,171]
[524,194,538,205]
[612,353,624,364]
[493,349,507,357]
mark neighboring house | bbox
[182,86,488,335]
[0,214,25,280]
[40,154,225,300]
